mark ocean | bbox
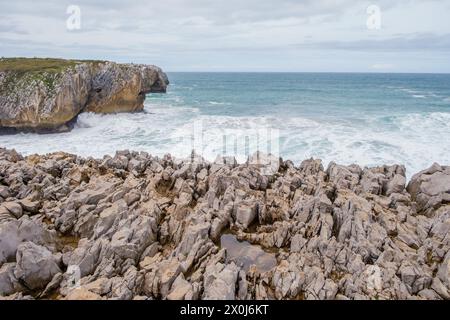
[1,72,450,178]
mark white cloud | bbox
[0,0,449,72]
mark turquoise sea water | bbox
[1,72,450,177]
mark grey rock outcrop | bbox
[0,147,449,300]
[407,163,450,215]
[0,58,169,132]
[14,242,61,290]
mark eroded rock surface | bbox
[0,147,449,300]
[0,58,169,132]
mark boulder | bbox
[0,263,24,296]
[167,274,193,300]
[407,163,450,214]
[0,217,56,264]
[19,198,41,214]
[1,202,23,218]
[203,263,240,300]
[235,201,258,229]
[14,242,61,290]
[0,186,11,198]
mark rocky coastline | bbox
[0,148,449,300]
[0,58,169,132]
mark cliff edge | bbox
[0,58,169,132]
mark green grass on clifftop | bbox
[0,57,107,95]
[0,57,105,74]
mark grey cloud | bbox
[298,33,450,52]
[1,0,450,72]
[0,0,389,28]
[0,23,28,35]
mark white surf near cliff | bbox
[1,72,449,179]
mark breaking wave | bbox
[1,72,450,179]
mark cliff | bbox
[0,58,169,132]
[0,148,449,300]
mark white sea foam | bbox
[208,101,227,105]
[1,103,449,179]
[393,87,438,100]
[401,88,421,94]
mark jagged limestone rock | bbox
[0,148,448,300]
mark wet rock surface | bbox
[0,147,449,300]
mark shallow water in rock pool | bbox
[220,234,277,273]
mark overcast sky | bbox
[1,0,450,72]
